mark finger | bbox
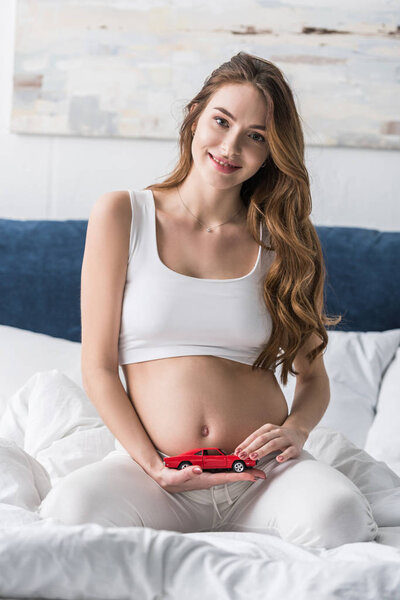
[234,423,279,454]
[245,429,283,454]
[220,472,264,483]
[173,466,203,482]
[234,424,279,454]
[248,468,267,479]
[276,447,296,463]
[204,470,263,484]
[179,467,237,481]
[244,433,285,458]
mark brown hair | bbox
[144,51,341,386]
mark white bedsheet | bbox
[0,369,400,599]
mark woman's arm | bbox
[81,192,163,478]
[83,367,164,477]
[284,332,331,437]
[282,374,330,438]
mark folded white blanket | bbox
[0,369,115,485]
[0,369,400,600]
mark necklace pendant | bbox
[206,227,212,232]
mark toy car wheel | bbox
[177,461,192,470]
[232,460,246,473]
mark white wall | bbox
[1,0,399,230]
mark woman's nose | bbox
[221,139,241,157]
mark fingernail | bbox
[194,468,202,473]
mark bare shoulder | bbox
[87,190,133,248]
[91,189,131,220]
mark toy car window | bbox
[194,450,203,456]
[207,449,220,456]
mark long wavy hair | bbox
[144,51,341,386]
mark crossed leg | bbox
[39,453,214,533]
[217,449,379,549]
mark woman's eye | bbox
[251,132,265,143]
[214,117,265,143]
[214,116,228,127]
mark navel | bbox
[201,425,209,437]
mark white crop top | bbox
[118,189,275,367]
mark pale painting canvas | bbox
[10,0,400,149]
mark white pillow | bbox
[364,345,400,477]
[277,329,400,448]
[0,325,128,417]
[0,326,82,411]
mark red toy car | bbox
[163,447,258,473]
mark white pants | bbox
[39,440,378,550]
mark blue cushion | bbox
[0,219,86,341]
[0,219,399,341]
[317,226,400,332]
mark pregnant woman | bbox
[39,52,378,549]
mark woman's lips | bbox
[208,153,241,174]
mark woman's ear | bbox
[189,102,200,126]
[189,104,198,135]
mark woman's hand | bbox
[234,423,309,464]
[152,463,267,494]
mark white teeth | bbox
[211,154,236,168]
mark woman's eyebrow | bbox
[212,106,266,131]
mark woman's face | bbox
[191,83,269,188]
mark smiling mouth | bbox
[208,153,241,169]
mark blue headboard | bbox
[0,219,399,341]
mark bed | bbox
[0,216,399,600]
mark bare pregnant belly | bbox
[121,356,288,457]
